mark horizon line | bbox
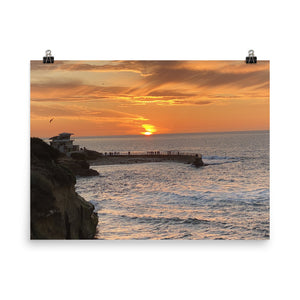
[37,129,269,140]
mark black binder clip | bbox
[43,50,54,64]
[246,50,257,64]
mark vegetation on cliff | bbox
[31,138,98,239]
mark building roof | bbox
[59,132,74,136]
[49,132,74,140]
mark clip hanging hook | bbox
[45,50,52,57]
[43,49,54,64]
[248,50,255,57]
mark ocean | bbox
[75,131,269,240]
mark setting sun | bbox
[141,124,156,136]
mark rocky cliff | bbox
[30,138,98,239]
[59,156,99,177]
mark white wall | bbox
[1,1,299,299]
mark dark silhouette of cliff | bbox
[30,138,98,239]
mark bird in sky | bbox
[49,118,54,124]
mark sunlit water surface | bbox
[75,131,269,240]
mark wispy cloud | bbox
[31,102,148,123]
[31,60,269,106]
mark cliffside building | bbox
[49,132,80,155]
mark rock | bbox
[59,158,99,177]
[83,149,103,160]
[192,154,204,168]
[70,152,87,160]
[31,138,98,239]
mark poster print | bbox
[30,60,269,240]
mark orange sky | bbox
[30,60,269,137]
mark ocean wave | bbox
[120,214,211,225]
[202,155,236,160]
[202,155,240,165]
